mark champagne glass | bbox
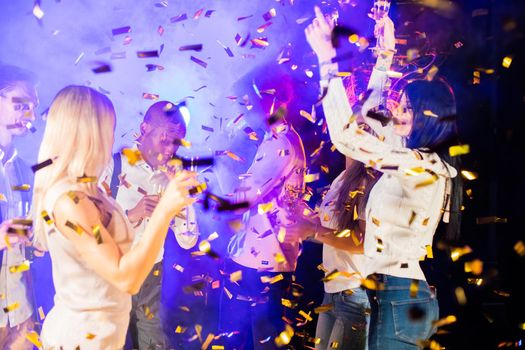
[371,0,392,52]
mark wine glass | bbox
[371,0,392,52]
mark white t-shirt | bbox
[319,170,368,293]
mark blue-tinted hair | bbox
[404,79,463,242]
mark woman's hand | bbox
[0,220,29,250]
[282,215,319,244]
[305,6,337,63]
[371,10,395,52]
[157,170,199,217]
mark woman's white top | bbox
[40,180,133,350]
[319,169,369,292]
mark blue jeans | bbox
[315,288,370,350]
[366,274,439,350]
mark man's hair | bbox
[143,101,187,136]
[0,63,37,92]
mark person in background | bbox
[219,64,307,349]
[306,6,463,349]
[0,63,38,350]
[100,100,200,350]
[32,85,198,349]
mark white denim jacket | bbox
[322,70,457,281]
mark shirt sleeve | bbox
[336,125,452,187]
[237,135,296,205]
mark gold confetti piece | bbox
[86,333,97,340]
[514,241,525,256]
[372,217,381,227]
[518,323,525,330]
[322,269,341,282]
[426,65,439,81]
[317,263,328,273]
[410,280,419,298]
[314,304,334,314]
[223,286,233,300]
[9,260,30,273]
[467,278,484,286]
[464,259,483,275]
[330,341,339,348]
[32,3,44,19]
[416,340,442,350]
[4,234,12,250]
[408,211,417,226]
[274,325,294,347]
[262,8,277,21]
[304,173,320,183]
[173,264,184,272]
[281,298,294,308]
[38,306,46,320]
[67,191,80,204]
[335,229,351,238]
[175,325,187,333]
[65,221,84,235]
[212,346,225,350]
[350,231,362,246]
[433,315,457,328]
[375,238,384,253]
[493,290,511,298]
[353,205,359,221]
[336,72,352,77]
[258,202,274,215]
[502,56,513,68]
[461,170,478,180]
[277,227,286,243]
[77,176,98,183]
[25,331,43,348]
[153,269,160,277]
[455,287,467,305]
[450,245,472,262]
[199,240,211,253]
[230,270,242,283]
[449,144,470,157]
[270,274,284,284]
[300,110,315,123]
[207,232,219,241]
[274,252,286,264]
[476,216,507,224]
[425,245,434,259]
[299,310,313,322]
[144,306,154,320]
[195,324,203,343]
[349,190,363,199]
[3,302,20,313]
[92,225,103,244]
[361,278,384,290]
[189,182,208,195]
[422,110,439,117]
[202,333,215,350]
[225,150,243,161]
[11,184,31,191]
[0,193,6,202]
[121,148,142,165]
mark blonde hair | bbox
[32,85,115,250]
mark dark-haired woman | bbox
[305,7,462,350]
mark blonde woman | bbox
[32,85,198,350]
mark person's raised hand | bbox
[305,6,337,63]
